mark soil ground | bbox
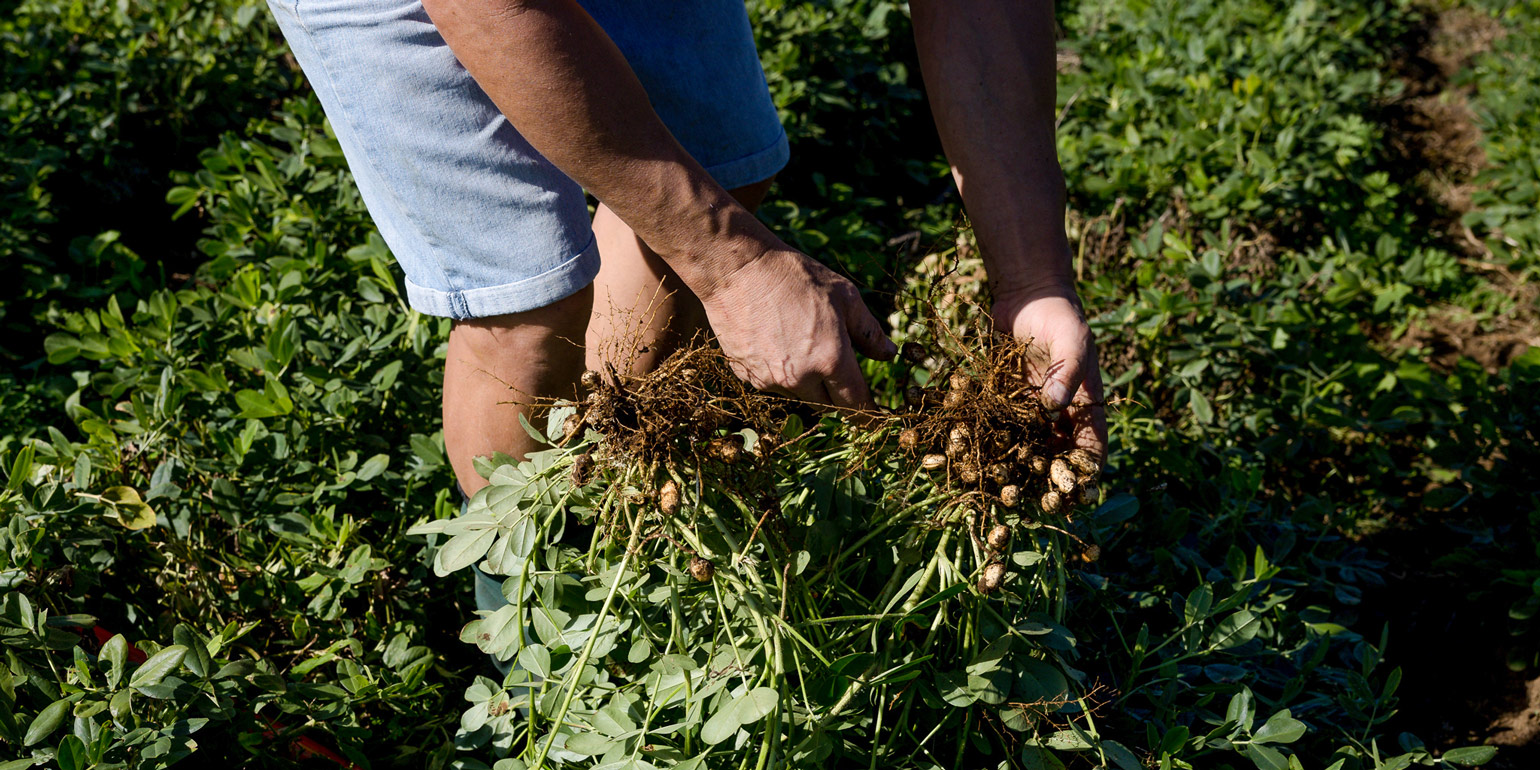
[1357,5,1538,764]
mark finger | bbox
[1071,402,1108,460]
[822,347,876,412]
[842,291,899,361]
[1032,337,1091,412]
[1068,365,1108,462]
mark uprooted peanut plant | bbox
[409,313,1116,769]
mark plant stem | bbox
[529,507,643,770]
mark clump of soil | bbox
[1399,305,1540,372]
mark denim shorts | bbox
[267,0,790,319]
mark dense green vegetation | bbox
[1,0,1535,767]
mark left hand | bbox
[992,279,1107,463]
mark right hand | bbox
[699,247,897,410]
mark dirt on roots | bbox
[563,319,1103,541]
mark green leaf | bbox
[517,644,551,679]
[55,734,86,770]
[173,625,213,679]
[435,528,498,576]
[1226,688,1255,732]
[99,486,157,530]
[730,687,779,725]
[5,446,34,491]
[628,638,653,665]
[967,673,1010,705]
[593,702,636,737]
[1101,739,1142,770]
[129,645,188,689]
[23,698,69,746]
[936,670,974,707]
[701,700,742,745]
[1093,494,1139,525]
[1185,584,1214,625]
[1210,610,1260,650]
[42,334,80,365]
[1251,709,1306,744]
[356,453,390,482]
[1046,729,1092,751]
[1018,746,1066,770]
[234,389,283,419]
[1190,388,1214,424]
[563,731,614,756]
[517,412,548,444]
[1442,746,1498,765]
[1243,743,1289,770]
[100,633,128,689]
[0,760,41,770]
[109,689,133,725]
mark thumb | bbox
[843,296,898,361]
[1035,338,1089,411]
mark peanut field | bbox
[1,0,1537,768]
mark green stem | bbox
[529,508,644,770]
[818,529,953,730]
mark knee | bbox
[448,284,593,364]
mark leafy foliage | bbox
[0,0,296,343]
[0,0,1535,767]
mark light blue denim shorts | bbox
[267,0,790,319]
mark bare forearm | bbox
[912,0,1071,295]
[420,0,771,297]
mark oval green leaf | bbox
[730,687,779,724]
[100,633,128,689]
[109,689,133,725]
[23,698,69,746]
[562,730,614,757]
[1251,709,1306,745]
[435,528,497,576]
[129,645,188,690]
[1442,746,1498,766]
[700,703,742,745]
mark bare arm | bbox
[422,0,895,405]
[912,0,1106,458]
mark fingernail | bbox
[1041,381,1071,409]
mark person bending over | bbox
[264,0,1105,501]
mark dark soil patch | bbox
[1357,519,1540,768]
[1400,304,1540,372]
[1380,6,1501,229]
[1374,4,1537,371]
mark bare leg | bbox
[442,178,773,496]
[586,177,776,375]
[443,285,592,495]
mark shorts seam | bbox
[701,126,790,189]
[404,231,600,319]
[706,129,788,177]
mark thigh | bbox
[267,0,600,319]
[579,0,790,190]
